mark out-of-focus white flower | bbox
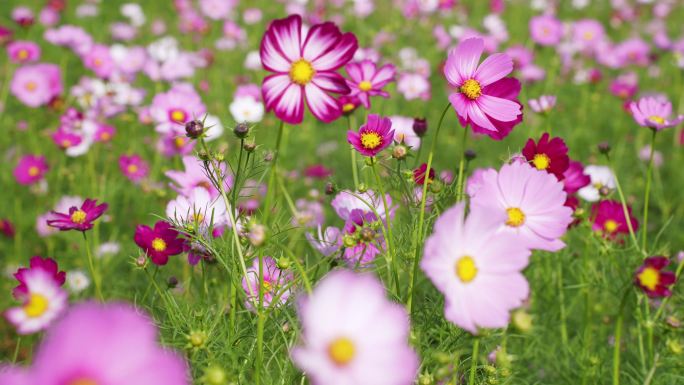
[578,165,616,202]
[244,51,261,70]
[96,241,121,258]
[121,3,146,27]
[230,97,264,123]
[67,270,91,293]
[203,114,224,142]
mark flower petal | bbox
[310,32,358,71]
[476,95,521,122]
[304,83,342,123]
[263,74,304,124]
[474,53,513,86]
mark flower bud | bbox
[233,122,250,139]
[167,276,179,289]
[412,117,428,137]
[325,182,336,195]
[276,257,291,270]
[598,141,611,155]
[202,365,228,385]
[185,119,204,139]
[243,142,256,152]
[465,149,477,161]
[392,144,408,160]
[511,309,532,333]
[357,183,368,193]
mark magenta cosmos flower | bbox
[471,162,573,251]
[7,40,41,63]
[634,256,676,298]
[12,256,65,300]
[562,160,590,194]
[345,59,396,109]
[291,270,418,385]
[529,15,563,46]
[422,202,530,333]
[119,154,149,182]
[5,269,67,335]
[444,38,523,140]
[13,154,49,185]
[150,83,206,134]
[46,198,108,232]
[10,63,62,107]
[629,96,684,131]
[521,133,569,181]
[347,114,395,157]
[591,200,639,240]
[242,256,293,309]
[1,302,190,385]
[134,221,186,265]
[260,14,358,124]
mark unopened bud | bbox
[233,122,250,139]
[185,119,204,139]
[465,149,477,161]
[598,141,611,155]
[392,144,408,160]
[324,182,336,195]
[167,276,178,288]
[243,142,256,152]
[412,117,428,137]
[357,183,368,193]
[276,257,291,270]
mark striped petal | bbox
[310,32,358,71]
[261,15,302,72]
[312,72,350,94]
[304,83,342,123]
[262,74,304,124]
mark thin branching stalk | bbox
[263,120,286,222]
[605,153,641,254]
[371,160,396,290]
[347,115,360,190]
[83,232,103,301]
[455,126,469,200]
[641,130,657,252]
[613,289,631,385]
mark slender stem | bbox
[605,154,641,253]
[371,161,399,293]
[469,337,480,385]
[455,126,469,200]
[232,138,245,206]
[82,232,103,301]
[264,120,285,222]
[641,130,657,252]
[12,337,21,363]
[406,102,451,314]
[347,116,360,190]
[256,254,265,385]
[557,257,569,347]
[613,289,631,385]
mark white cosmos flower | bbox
[578,165,616,202]
[203,114,224,142]
[67,270,91,293]
[229,96,264,123]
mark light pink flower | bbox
[10,63,62,107]
[629,96,683,131]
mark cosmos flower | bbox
[230,96,265,123]
[344,59,396,109]
[634,256,676,298]
[13,154,49,185]
[242,256,293,309]
[572,19,605,51]
[331,189,395,222]
[422,202,531,333]
[396,72,430,101]
[562,160,591,194]
[0,218,15,238]
[7,40,41,63]
[134,221,186,266]
[260,14,357,124]
[165,156,232,199]
[1,302,190,384]
[471,162,573,251]
[629,96,684,131]
[444,37,523,140]
[591,200,639,240]
[82,44,115,78]
[10,63,62,108]
[291,270,418,385]
[118,154,149,183]
[341,209,385,266]
[521,133,569,180]
[150,83,206,134]
[529,15,563,46]
[528,95,556,114]
[577,165,616,202]
[347,114,395,157]
[166,187,229,230]
[306,226,342,257]
[389,115,421,148]
[5,269,68,335]
[47,198,108,232]
[413,163,435,185]
[12,256,66,300]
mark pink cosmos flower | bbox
[46,198,108,232]
[422,202,530,333]
[2,302,190,384]
[7,40,41,63]
[118,154,149,182]
[12,256,66,300]
[572,19,605,51]
[629,96,684,131]
[397,72,430,101]
[591,200,639,240]
[13,154,49,185]
[331,189,395,222]
[344,60,396,109]
[82,44,115,78]
[10,63,62,107]
[341,209,385,266]
[634,256,676,298]
[291,270,418,385]
[260,14,358,124]
[166,187,229,230]
[134,221,186,265]
[562,160,591,194]
[5,269,68,335]
[306,226,342,257]
[529,15,563,46]
[12,7,34,26]
[389,115,421,148]
[165,155,232,199]
[528,95,556,114]
[242,256,293,309]
[471,162,573,251]
[444,38,523,140]
[347,114,395,157]
[150,83,206,134]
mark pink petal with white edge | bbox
[305,83,342,123]
[267,15,302,63]
[312,72,350,94]
[263,74,304,124]
[474,53,513,86]
[311,33,358,71]
[477,95,521,122]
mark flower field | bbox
[1,0,684,384]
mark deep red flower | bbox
[134,221,186,265]
[413,163,435,185]
[12,256,66,300]
[563,160,591,194]
[634,256,676,298]
[46,198,108,232]
[591,200,639,240]
[0,218,15,238]
[304,164,333,179]
[522,133,569,181]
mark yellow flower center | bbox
[127,164,139,174]
[342,103,355,112]
[289,59,315,85]
[360,132,382,149]
[99,132,111,141]
[506,207,526,227]
[174,136,186,148]
[358,80,372,92]
[637,267,660,291]
[70,210,87,224]
[583,31,594,41]
[328,337,355,366]
[532,153,551,170]
[69,378,99,385]
[93,58,103,67]
[25,81,37,91]
[604,219,619,233]
[17,49,29,60]
[28,166,40,177]
[193,213,205,223]
[61,139,72,148]
[151,237,167,252]
[455,256,477,283]
[648,115,665,125]
[23,293,49,318]
[170,109,187,123]
[460,79,482,100]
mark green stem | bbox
[406,102,450,314]
[469,337,480,385]
[347,116,360,190]
[641,130,657,252]
[605,154,641,254]
[12,337,21,363]
[256,254,265,385]
[264,120,285,222]
[82,232,103,301]
[455,126,469,200]
[371,161,396,286]
[557,258,569,347]
[613,289,631,385]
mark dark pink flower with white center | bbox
[347,114,394,157]
[52,129,82,150]
[134,221,186,266]
[629,96,683,131]
[46,198,108,232]
[242,256,293,309]
[10,63,62,108]
[591,200,639,241]
[344,59,396,109]
[444,38,523,140]
[5,269,67,335]
[562,160,591,194]
[12,256,66,300]
[7,40,40,63]
[118,154,149,182]
[634,256,676,298]
[13,154,49,185]
[529,15,563,46]
[150,83,206,134]
[260,14,357,124]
